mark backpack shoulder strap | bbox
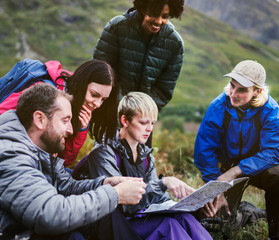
[143,156,148,171]
[223,110,231,130]
[41,79,56,87]
[254,109,262,132]
[223,109,262,131]
[114,149,121,169]
[113,148,148,171]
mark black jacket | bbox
[86,132,170,216]
[93,10,184,110]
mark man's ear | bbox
[33,111,48,130]
[120,115,128,128]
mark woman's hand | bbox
[199,193,230,218]
[78,104,92,129]
[162,176,195,199]
[195,193,230,220]
[217,166,243,182]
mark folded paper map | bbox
[143,177,249,214]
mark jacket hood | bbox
[104,130,153,160]
[220,92,273,121]
[0,110,55,166]
[0,110,35,149]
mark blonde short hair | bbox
[118,92,158,125]
[224,82,269,107]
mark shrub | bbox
[159,105,208,123]
[153,129,199,179]
[161,115,185,133]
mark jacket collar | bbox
[0,110,64,167]
[225,94,261,120]
[107,130,153,160]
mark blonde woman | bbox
[194,60,279,239]
[74,92,213,239]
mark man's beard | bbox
[41,123,66,154]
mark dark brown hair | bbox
[17,83,72,130]
[57,59,118,142]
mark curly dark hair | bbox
[133,0,184,19]
[57,59,118,142]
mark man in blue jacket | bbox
[194,60,279,239]
[0,83,146,239]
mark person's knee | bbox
[265,165,279,180]
[252,165,279,191]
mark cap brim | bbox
[224,72,254,87]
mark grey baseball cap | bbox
[224,60,266,87]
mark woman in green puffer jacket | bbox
[93,0,184,112]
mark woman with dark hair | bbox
[0,59,118,166]
[93,0,184,112]
[54,60,118,165]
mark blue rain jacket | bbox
[194,92,279,182]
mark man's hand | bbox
[103,176,143,187]
[162,176,195,199]
[113,180,146,205]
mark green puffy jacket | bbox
[93,9,184,110]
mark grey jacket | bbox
[0,110,118,235]
[86,133,170,216]
[93,9,184,111]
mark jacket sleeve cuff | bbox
[101,185,119,209]
[79,124,90,132]
[158,179,168,192]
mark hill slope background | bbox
[185,0,279,52]
[1,0,279,110]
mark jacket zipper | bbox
[138,42,149,90]
[50,154,56,186]
[238,115,244,161]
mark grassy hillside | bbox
[1,0,279,108]
[172,7,279,106]
[0,0,129,70]
[185,0,279,52]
